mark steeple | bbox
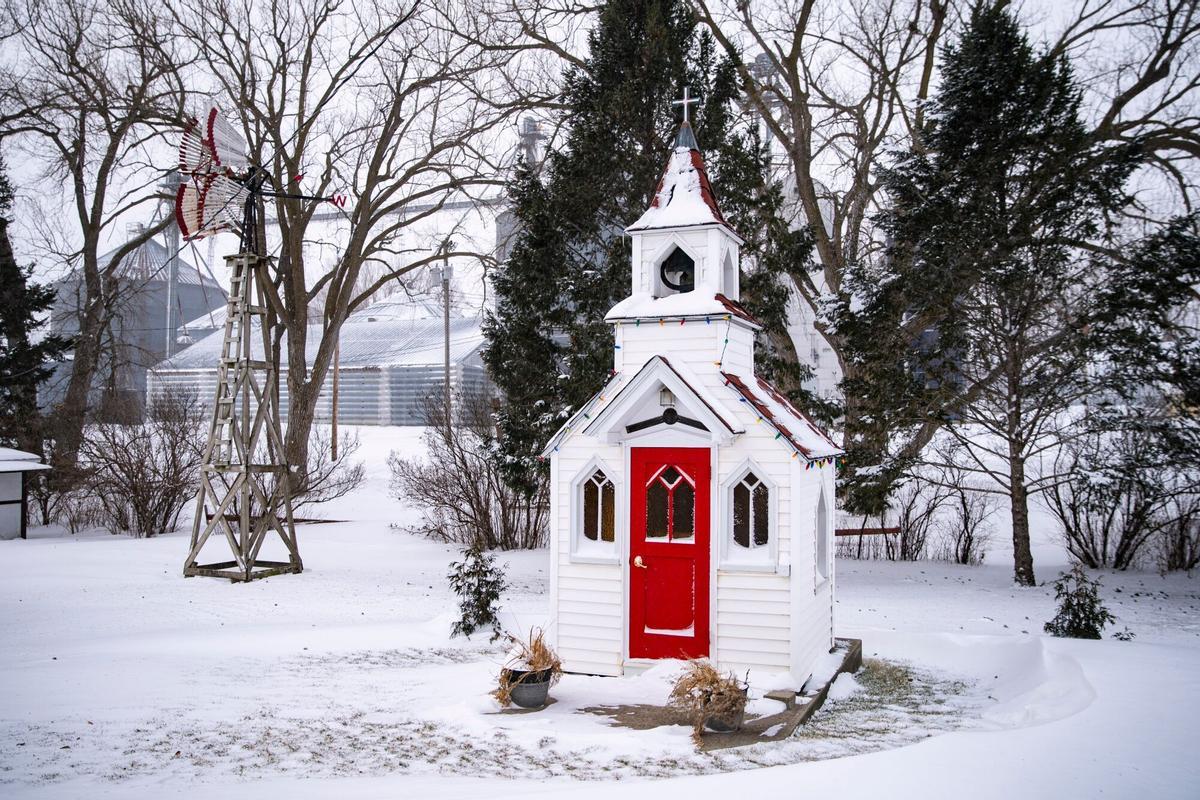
[616,95,745,309]
[626,120,734,236]
[674,119,699,150]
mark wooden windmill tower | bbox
[174,108,343,582]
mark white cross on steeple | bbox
[672,87,699,124]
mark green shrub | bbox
[1043,564,1115,640]
[448,545,506,641]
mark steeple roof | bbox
[626,121,734,235]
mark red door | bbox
[629,447,710,659]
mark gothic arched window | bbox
[582,469,615,543]
[722,463,777,569]
[732,471,769,550]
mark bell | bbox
[660,247,695,293]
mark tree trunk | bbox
[284,379,319,488]
[1008,444,1036,586]
[52,268,107,471]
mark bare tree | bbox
[1158,492,1200,571]
[924,274,1096,585]
[0,0,189,468]
[1046,425,1200,570]
[78,388,207,537]
[389,394,548,550]
[693,0,1200,489]
[932,462,995,565]
[174,0,535,483]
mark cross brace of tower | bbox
[183,250,301,582]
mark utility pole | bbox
[161,171,182,360]
[432,240,454,431]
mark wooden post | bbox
[441,243,452,431]
[20,472,27,540]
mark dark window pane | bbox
[600,479,615,543]
[661,466,680,485]
[673,482,695,540]
[744,472,759,487]
[753,483,770,546]
[592,470,606,484]
[647,481,668,538]
[733,483,749,548]
[583,480,598,541]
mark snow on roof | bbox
[721,371,842,460]
[71,237,226,292]
[182,292,446,337]
[606,287,761,327]
[0,461,50,473]
[0,448,41,462]
[155,315,485,372]
[0,448,49,472]
[182,305,227,333]
[626,123,734,235]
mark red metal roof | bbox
[720,371,842,459]
[713,293,761,326]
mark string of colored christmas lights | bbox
[720,374,844,468]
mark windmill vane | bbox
[173,107,348,242]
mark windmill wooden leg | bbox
[182,252,302,582]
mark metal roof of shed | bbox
[155,315,486,371]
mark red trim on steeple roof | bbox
[689,149,729,227]
[642,147,731,229]
[713,293,760,326]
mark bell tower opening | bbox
[722,251,737,300]
[658,246,695,295]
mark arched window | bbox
[722,463,777,569]
[582,469,615,543]
[722,252,737,298]
[732,471,769,549]
[644,465,696,543]
[816,487,830,583]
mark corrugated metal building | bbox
[46,231,228,410]
[147,305,491,426]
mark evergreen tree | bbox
[484,0,813,495]
[859,3,1138,585]
[0,152,69,456]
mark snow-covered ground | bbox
[1,426,1197,799]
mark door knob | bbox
[633,555,647,569]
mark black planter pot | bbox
[702,688,748,732]
[504,668,552,709]
[703,707,746,732]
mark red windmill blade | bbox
[175,107,249,240]
[175,173,248,241]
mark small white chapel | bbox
[543,101,844,687]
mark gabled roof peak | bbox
[626,122,734,235]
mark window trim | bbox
[719,458,779,572]
[570,456,622,564]
[815,482,831,588]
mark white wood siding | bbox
[550,447,625,676]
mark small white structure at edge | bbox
[0,448,50,540]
